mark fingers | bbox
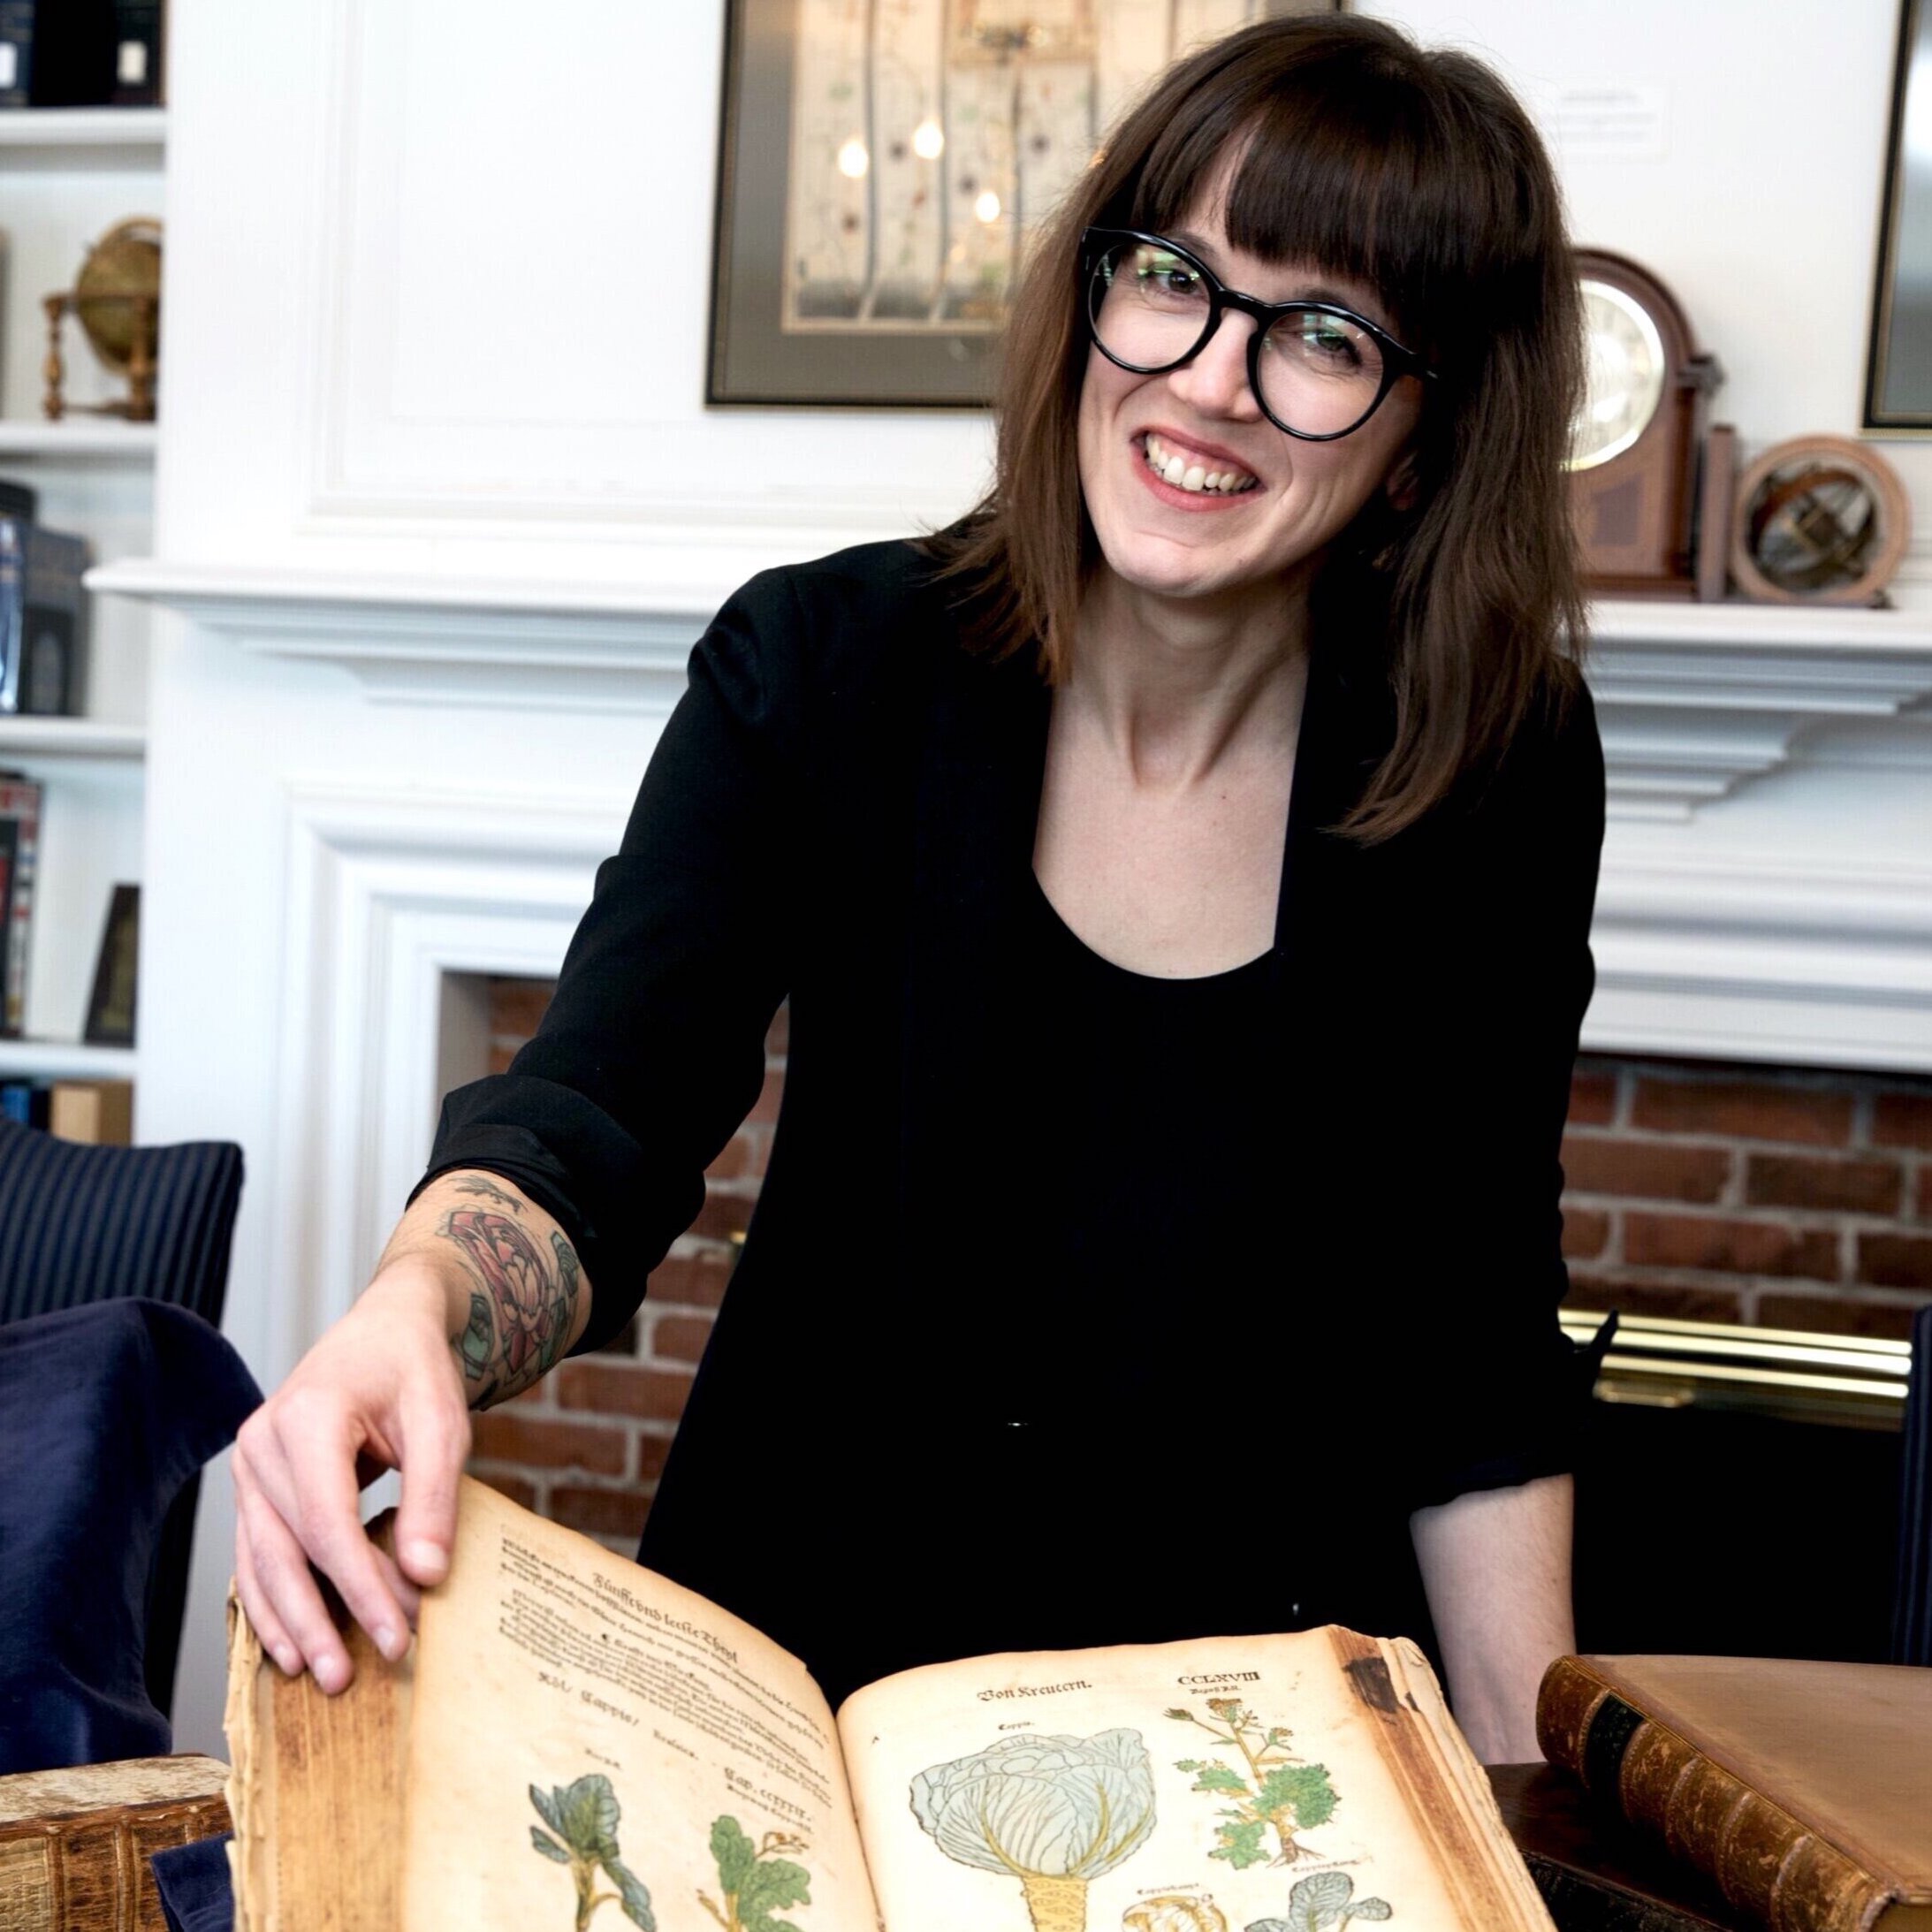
[391,1368,471,1588]
[233,1396,415,1692]
[233,1467,355,1692]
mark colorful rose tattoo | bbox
[441,1206,580,1399]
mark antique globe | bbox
[73,217,163,373]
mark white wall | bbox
[134,0,1930,1754]
[1366,0,1928,525]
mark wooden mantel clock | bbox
[1567,250,1723,596]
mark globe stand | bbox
[42,289,159,422]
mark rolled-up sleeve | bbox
[412,571,803,1352]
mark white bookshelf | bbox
[2,106,162,1074]
[0,717,146,760]
[0,1038,136,1081]
[0,420,157,461]
[0,107,165,162]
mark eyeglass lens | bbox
[1088,238,1388,437]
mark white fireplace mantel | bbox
[93,560,1932,801]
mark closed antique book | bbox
[1538,1654,1932,1932]
[0,1755,229,1932]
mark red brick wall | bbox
[465,979,1932,1548]
[1561,1056,1932,1338]
[464,979,782,1550]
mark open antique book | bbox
[225,1478,1553,1932]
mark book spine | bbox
[0,1,33,108]
[1537,1657,1884,1932]
[0,518,24,715]
[110,0,161,103]
[0,1791,230,1932]
[0,774,40,1038]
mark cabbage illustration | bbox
[1248,1868,1392,1931]
[910,1730,1157,1932]
[1122,1896,1228,1932]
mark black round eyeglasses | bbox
[1081,227,1434,442]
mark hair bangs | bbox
[1122,48,1525,364]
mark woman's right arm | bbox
[232,1167,590,1692]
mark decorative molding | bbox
[1586,597,1932,818]
[267,781,624,1363]
[87,559,708,711]
[1586,841,1932,1070]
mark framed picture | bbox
[83,882,139,1048]
[709,0,1343,407]
[1865,0,1932,430]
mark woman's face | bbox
[1076,193,1425,620]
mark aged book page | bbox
[396,1479,882,1932]
[838,1627,1555,1932]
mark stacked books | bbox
[1538,1653,1931,1932]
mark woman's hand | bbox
[232,1169,592,1692]
[232,1254,470,1692]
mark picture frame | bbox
[708,0,1343,408]
[1864,0,1932,430]
[83,882,139,1048]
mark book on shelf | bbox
[0,771,39,1038]
[0,1075,48,1127]
[49,1076,133,1143]
[0,1,31,107]
[227,1476,1556,1932]
[0,517,87,720]
[110,0,164,106]
[0,1753,230,1932]
[1537,1653,1932,1932]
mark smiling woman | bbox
[237,11,1605,1775]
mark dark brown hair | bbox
[924,13,1586,840]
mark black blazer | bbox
[425,539,1607,1700]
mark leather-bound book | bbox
[0,1754,229,1932]
[1538,1655,1932,1932]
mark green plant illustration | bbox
[698,1815,812,1932]
[910,1729,1158,1932]
[528,1774,655,1930]
[1168,1700,1338,1868]
[1248,1868,1392,1930]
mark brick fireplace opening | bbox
[463,975,1932,1578]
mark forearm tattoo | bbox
[453,1174,525,1213]
[440,1197,582,1407]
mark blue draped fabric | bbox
[0,1299,260,1774]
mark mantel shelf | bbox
[87,558,714,716]
[91,558,1932,798]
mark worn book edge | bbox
[1538,1655,1932,1932]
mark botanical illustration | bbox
[785,0,1280,331]
[528,1774,656,1930]
[699,1815,812,1932]
[1249,1870,1392,1930]
[1122,1897,1227,1931]
[911,1729,1157,1932]
[1168,1700,1337,1867]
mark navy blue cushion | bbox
[0,1299,261,1774]
[151,1833,235,1932]
[0,1121,242,1326]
